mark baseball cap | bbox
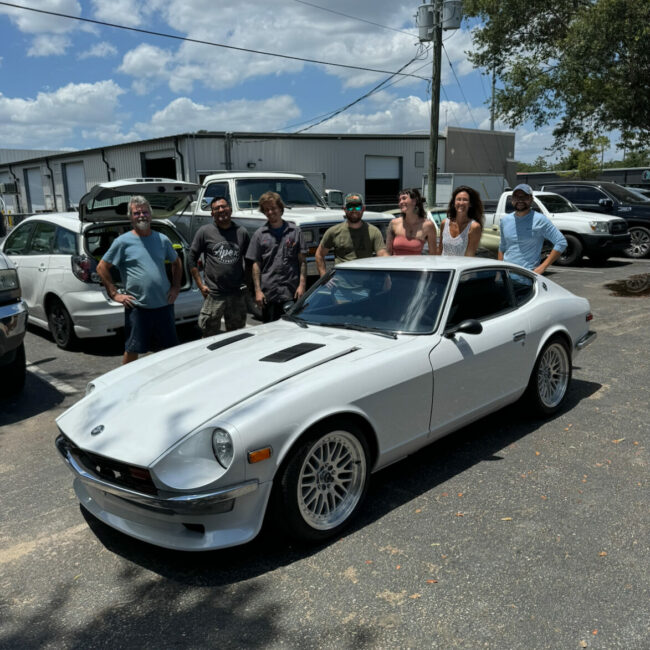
[512,183,533,195]
[344,192,364,207]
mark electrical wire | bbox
[0,1,428,80]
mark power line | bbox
[0,1,428,80]
[290,0,417,37]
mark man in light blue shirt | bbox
[498,183,567,274]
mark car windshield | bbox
[603,183,649,204]
[535,194,577,213]
[235,179,325,209]
[290,268,451,334]
[85,190,195,219]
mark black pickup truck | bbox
[540,181,650,258]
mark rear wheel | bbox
[526,337,572,416]
[273,423,370,542]
[625,226,650,259]
[557,234,583,266]
[47,298,78,350]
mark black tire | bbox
[625,226,650,259]
[525,336,572,416]
[557,234,583,266]
[47,298,78,350]
[272,423,370,543]
[0,343,26,396]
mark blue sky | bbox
[0,1,613,163]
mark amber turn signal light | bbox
[248,447,272,463]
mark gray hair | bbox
[128,195,152,217]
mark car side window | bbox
[447,269,513,328]
[3,222,36,255]
[573,187,605,203]
[27,222,56,255]
[53,227,78,255]
[508,270,535,307]
[200,182,230,211]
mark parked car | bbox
[55,255,596,551]
[0,249,28,396]
[0,179,204,349]
[539,181,650,258]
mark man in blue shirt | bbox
[97,196,181,364]
[498,183,567,274]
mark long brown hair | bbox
[447,185,484,228]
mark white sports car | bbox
[56,256,596,551]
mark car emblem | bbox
[91,425,105,436]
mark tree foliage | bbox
[463,0,650,150]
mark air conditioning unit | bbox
[0,182,18,194]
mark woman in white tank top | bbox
[437,185,484,256]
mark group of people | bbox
[97,181,566,364]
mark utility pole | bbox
[417,0,462,208]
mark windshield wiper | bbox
[318,322,397,339]
[281,314,308,328]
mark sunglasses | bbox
[345,205,362,211]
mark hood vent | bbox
[207,332,254,351]
[260,342,325,363]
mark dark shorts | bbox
[124,304,178,354]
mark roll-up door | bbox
[365,156,401,208]
[63,162,87,210]
[25,168,45,212]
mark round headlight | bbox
[212,428,234,469]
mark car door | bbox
[18,221,57,320]
[428,268,533,435]
[2,221,38,310]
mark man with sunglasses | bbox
[97,195,182,364]
[315,192,387,276]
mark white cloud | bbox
[27,34,72,57]
[90,0,143,27]
[0,81,125,147]
[77,41,118,59]
[133,95,301,138]
[0,0,81,34]
[118,44,173,95]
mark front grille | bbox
[57,433,158,495]
[610,221,628,234]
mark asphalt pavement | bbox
[1,257,648,649]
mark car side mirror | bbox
[445,319,483,338]
[598,198,614,209]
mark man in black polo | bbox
[246,191,307,322]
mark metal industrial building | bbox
[0,126,515,215]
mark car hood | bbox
[56,322,403,466]
[78,178,201,223]
[547,210,626,223]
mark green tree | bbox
[463,0,650,150]
[516,156,549,172]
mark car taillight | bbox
[586,312,593,322]
[71,254,94,283]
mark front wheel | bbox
[47,298,78,350]
[273,424,370,542]
[625,226,650,259]
[526,337,572,416]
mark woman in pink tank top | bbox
[387,188,437,255]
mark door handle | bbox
[513,331,526,342]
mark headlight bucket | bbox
[590,221,609,233]
[212,428,234,469]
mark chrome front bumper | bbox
[55,434,258,515]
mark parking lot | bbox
[1,258,649,649]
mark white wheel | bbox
[527,338,572,415]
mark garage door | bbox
[63,162,87,210]
[25,167,45,212]
[365,156,401,208]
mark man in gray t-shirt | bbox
[189,197,250,336]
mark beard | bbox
[346,212,363,224]
[134,218,151,232]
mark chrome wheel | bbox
[625,227,650,259]
[536,341,570,409]
[296,430,367,531]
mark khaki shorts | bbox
[198,293,247,336]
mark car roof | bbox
[203,171,305,182]
[17,213,84,231]
[339,255,516,273]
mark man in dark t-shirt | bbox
[189,197,250,336]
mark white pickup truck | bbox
[486,190,630,265]
[171,171,393,276]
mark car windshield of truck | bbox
[605,183,650,204]
[235,179,325,209]
[535,194,577,213]
[289,268,451,334]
